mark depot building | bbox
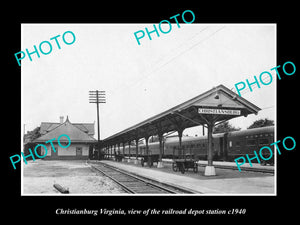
[33,116,96,159]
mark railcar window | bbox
[259,139,269,145]
[246,139,256,146]
[229,141,232,147]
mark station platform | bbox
[171,159,274,173]
[110,156,274,172]
[95,159,275,195]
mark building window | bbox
[259,139,269,145]
[76,147,82,156]
[246,139,256,146]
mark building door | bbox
[76,147,82,157]
[51,145,58,159]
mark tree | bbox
[149,135,159,143]
[247,118,274,129]
[213,121,241,134]
[24,126,41,142]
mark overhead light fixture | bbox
[213,86,219,99]
[214,92,219,99]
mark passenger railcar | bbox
[139,142,160,166]
[139,142,160,156]
[164,134,224,160]
[121,143,136,156]
[117,126,275,165]
[226,126,274,163]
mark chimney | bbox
[60,116,64,124]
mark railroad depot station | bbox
[97,84,263,176]
[25,84,275,195]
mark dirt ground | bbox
[22,160,125,195]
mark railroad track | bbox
[88,162,196,194]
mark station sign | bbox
[198,108,241,115]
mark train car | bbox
[123,144,136,157]
[226,126,274,164]
[164,133,224,160]
[139,142,160,166]
[117,126,275,165]
[123,142,160,158]
[164,136,198,159]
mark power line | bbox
[151,26,209,66]
[232,67,280,97]
[101,26,226,121]
[108,26,225,99]
[261,105,274,110]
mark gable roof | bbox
[102,84,261,145]
[40,121,94,136]
[34,117,96,143]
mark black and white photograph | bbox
[5,4,298,220]
[21,23,276,196]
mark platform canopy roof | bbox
[102,84,261,145]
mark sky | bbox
[22,23,276,139]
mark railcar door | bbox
[219,137,224,159]
[223,133,228,161]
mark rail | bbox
[88,162,197,194]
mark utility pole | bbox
[89,90,106,160]
[23,124,26,141]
